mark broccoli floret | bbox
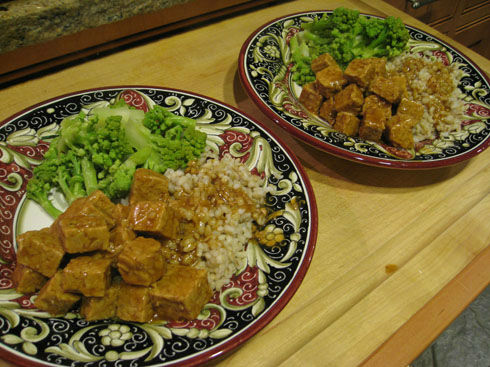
[27,100,207,218]
[290,7,410,83]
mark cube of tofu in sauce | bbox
[129,168,170,205]
[299,82,323,114]
[80,278,121,321]
[333,112,360,136]
[359,107,387,141]
[344,58,375,89]
[387,122,415,149]
[368,74,407,104]
[61,256,112,297]
[397,98,424,122]
[16,228,64,278]
[315,66,347,98]
[363,94,392,120]
[319,97,336,124]
[311,53,339,73]
[128,200,178,239]
[57,214,110,254]
[34,271,80,315]
[116,282,154,323]
[53,190,117,230]
[150,264,212,321]
[12,263,48,294]
[117,237,166,286]
[334,84,364,114]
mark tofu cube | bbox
[333,112,360,136]
[107,224,136,259]
[16,228,64,277]
[12,263,48,294]
[128,201,178,239]
[334,84,364,114]
[117,237,165,286]
[388,122,415,149]
[129,168,170,205]
[311,53,338,73]
[369,74,406,104]
[315,66,347,98]
[54,190,116,229]
[80,278,121,321]
[344,58,375,88]
[299,82,323,114]
[57,214,110,253]
[116,282,154,323]
[319,97,336,124]
[62,256,112,297]
[34,271,80,315]
[150,264,212,321]
[363,94,392,120]
[366,57,387,77]
[397,98,424,122]
[359,107,387,141]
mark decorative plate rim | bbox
[238,10,490,170]
[0,85,318,367]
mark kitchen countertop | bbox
[0,0,489,366]
[0,0,192,53]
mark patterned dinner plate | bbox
[0,87,317,366]
[238,11,490,169]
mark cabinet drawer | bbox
[406,0,458,24]
[456,2,490,27]
[454,15,490,46]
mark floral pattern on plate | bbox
[238,11,490,169]
[0,87,317,367]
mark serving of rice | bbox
[387,51,466,143]
[163,151,271,291]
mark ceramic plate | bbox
[0,87,317,366]
[238,11,490,169]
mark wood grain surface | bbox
[0,0,488,366]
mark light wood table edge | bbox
[360,244,490,367]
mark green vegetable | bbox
[27,102,207,217]
[290,7,410,84]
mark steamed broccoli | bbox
[27,101,207,217]
[290,7,409,84]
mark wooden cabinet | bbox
[383,0,490,59]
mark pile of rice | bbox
[387,51,466,142]
[163,151,271,290]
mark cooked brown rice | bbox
[387,52,465,142]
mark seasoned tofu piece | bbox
[34,271,80,315]
[315,66,347,98]
[344,58,375,89]
[80,278,121,321]
[150,264,212,321]
[368,74,406,104]
[397,98,424,122]
[16,228,64,277]
[57,214,110,253]
[311,53,338,73]
[113,204,130,225]
[12,263,48,294]
[319,97,336,124]
[366,57,387,77]
[334,84,364,114]
[359,107,387,141]
[386,114,419,130]
[333,112,360,136]
[107,223,136,260]
[129,168,170,205]
[387,122,414,149]
[128,200,178,239]
[116,282,154,323]
[299,82,323,114]
[117,237,165,286]
[363,94,392,120]
[62,256,112,297]
[54,190,116,229]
